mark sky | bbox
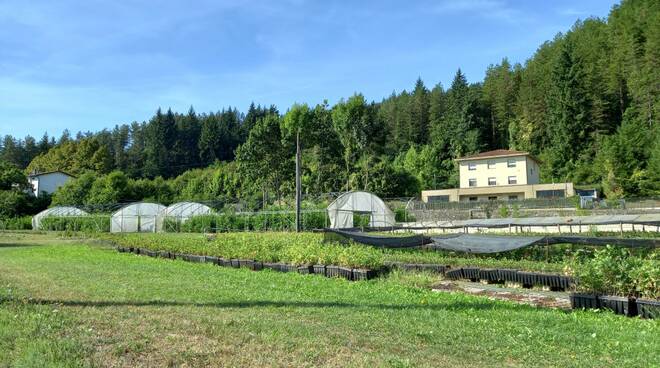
[0,0,618,139]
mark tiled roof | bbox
[456,149,537,162]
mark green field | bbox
[1,232,658,367]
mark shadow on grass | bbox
[2,297,549,314]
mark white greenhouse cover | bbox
[111,202,166,233]
[327,191,396,229]
[32,206,89,230]
[157,202,214,229]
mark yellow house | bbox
[421,149,574,202]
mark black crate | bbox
[218,258,232,267]
[205,256,219,264]
[280,264,298,273]
[352,269,377,281]
[262,262,279,271]
[599,295,637,317]
[478,269,499,283]
[238,259,255,270]
[462,267,480,281]
[230,259,241,268]
[326,265,340,278]
[253,261,263,271]
[570,293,600,309]
[337,267,353,280]
[445,268,463,280]
[636,299,660,319]
[313,264,326,276]
[497,269,518,283]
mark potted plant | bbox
[632,260,659,319]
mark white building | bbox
[27,171,75,197]
[421,150,574,202]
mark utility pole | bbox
[295,130,302,232]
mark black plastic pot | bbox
[230,259,241,268]
[218,258,231,267]
[599,295,637,317]
[352,269,377,281]
[478,268,500,283]
[158,250,171,259]
[262,262,279,271]
[326,265,340,278]
[253,261,263,271]
[636,299,660,319]
[117,247,127,253]
[462,267,480,281]
[517,272,536,288]
[186,254,206,263]
[280,264,298,273]
[497,269,518,283]
[337,266,353,280]
[297,265,313,275]
[570,293,600,309]
[313,264,326,276]
[238,259,255,269]
[204,256,219,264]
[444,268,463,280]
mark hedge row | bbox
[163,212,328,232]
[106,232,384,269]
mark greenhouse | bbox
[32,206,90,230]
[327,191,396,229]
[110,202,166,233]
[158,202,214,231]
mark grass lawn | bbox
[0,232,658,367]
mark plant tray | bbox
[218,258,232,267]
[636,299,660,319]
[326,265,340,278]
[337,266,353,280]
[262,262,280,271]
[517,271,536,288]
[238,259,255,269]
[352,269,377,281]
[402,264,447,274]
[312,265,326,276]
[570,293,600,310]
[230,259,241,268]
[253,261,263,271]
[444,268,463,280]
[279,264,298,273]
[599,295,637,317]
[297,265,313,275]
[497,269,518,283]
[462,267,480,281]
[478,268,500,283]
[204,256,219,264]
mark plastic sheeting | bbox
[32,206,89,230]
[157,202,214,229]
[429,234,545,253]
[327,191,396,229]
[325,230,659,253]
[324,228,432,248]
[111,202,166,233]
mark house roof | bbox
[28,170,76,179]
[455,149,540,163]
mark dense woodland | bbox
[0,0,658,215]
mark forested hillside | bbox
[1,0,658,208]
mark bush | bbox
[169,211,327,233]
[0,216,32,230]
[570,246,659,298]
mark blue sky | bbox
[1,0,617,139]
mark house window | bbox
[488,196,498,201]
[508,176,517,185]
[468,178,477,187]
[468,163,476,171]
[509,195,519,201]
[428,195,449,203]
[468,197,478,202]
[536,190,565,198]
[507,159,516,168]
[487,161,496,169]
[488,177,496,186]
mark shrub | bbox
[39,216,111,232]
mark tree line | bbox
[0,0,657,213]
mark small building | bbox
[421,149,574,202]
[27,171,75,197]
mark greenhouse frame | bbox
[32,206,90,230]
[327,191,396,229]
[110,202,166,233]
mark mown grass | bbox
[0,232,658,367]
